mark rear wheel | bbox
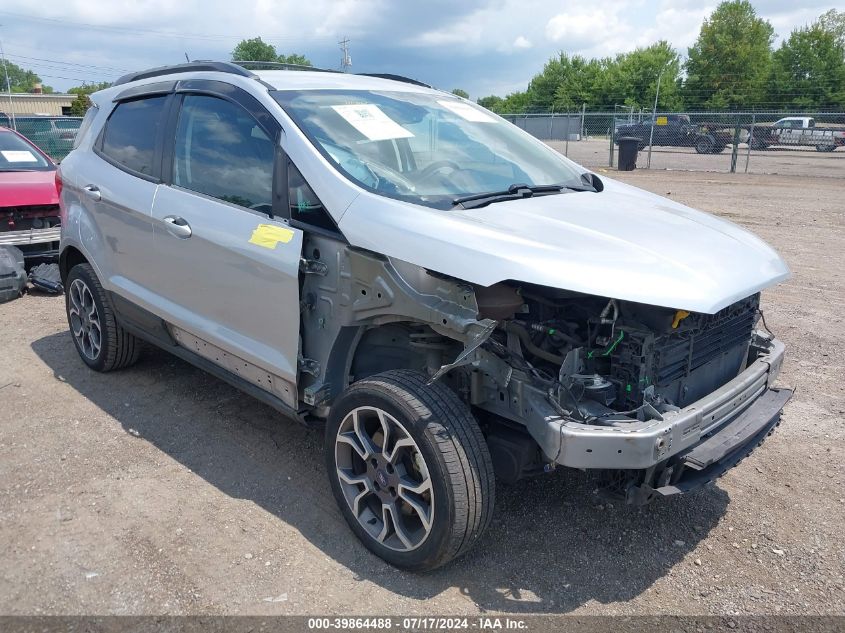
[66,263,141,372]
[749,136,767,151]
[325,370,495,571]
[695,136,715,154]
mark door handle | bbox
[162,215,192,238]
[82,185,101,202]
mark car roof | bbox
[101,61,441,103]
[255,70,434,93]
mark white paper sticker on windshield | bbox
[331,104,414,141]
[1,150,38,162]
[437,100,497,123]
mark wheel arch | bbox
[322,321,455,406]
[59,245,89,285]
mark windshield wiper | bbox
[452,182,592,210]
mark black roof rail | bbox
[231,61,339,73]
[113,61,255,86]
[357,73,432,88]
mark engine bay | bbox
[475,283,761,424]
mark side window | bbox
[73,106,99,149]
[173,94,274,210]
[288,162,337,232]
[101,96,168,175]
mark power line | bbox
[4,51,130,73]
[0,10,337,43]
[4,57,121,79]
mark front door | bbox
[148,91,302,404]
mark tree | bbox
[1,61,53,93]
[69,94,92,116]
[451,88,469,99]
[683,0,774,109]
[598,42,683,111]
[66,82,112,115]
[769,22,845,110]
[477,95,503,110]
[68,81,112,95]
[496,90,533,113]
[232,38,312,66]
[818,9,845,47]
[232,37,278,62]
[548,55,604,110]
[278,53,311,66]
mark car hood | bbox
[0,170,59,208]
[338,176,790,314]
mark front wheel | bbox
[325,370,495,571]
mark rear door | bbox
[147,83,302,403]
[75,94,170,301]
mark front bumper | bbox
[540,337,788,471]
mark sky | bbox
[0,0,838,98]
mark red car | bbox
[0,126,61,260]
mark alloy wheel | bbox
[68,278,102,360]
[334,406,434,552]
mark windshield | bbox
[274,90,586,209]
[0,131,53,171]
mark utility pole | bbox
[646,65,666,169]
[0,26,16,131]
[339,37,351,72]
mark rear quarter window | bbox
[73,107,99,149]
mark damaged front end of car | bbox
[297,234,791,505]
[426,282,791,504]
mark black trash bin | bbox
[617,136,640,171]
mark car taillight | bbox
[56,169,66,226]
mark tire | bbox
[815,144,836,152]
[325,369,495,571]
[65,263,141,372]
[695,136,714,154]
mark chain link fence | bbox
[0,115,83,162]
[502,111,845,177]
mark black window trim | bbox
[113,80,177,103]
[286,158,344,239]
[94,93,173,184]
[173,79,280,140]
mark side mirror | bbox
[581,172,604,192]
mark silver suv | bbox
[58,62,792,571]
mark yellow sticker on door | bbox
[249,224,295,249]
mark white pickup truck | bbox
[754,116,845,152]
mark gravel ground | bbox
[0,170,843,616]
